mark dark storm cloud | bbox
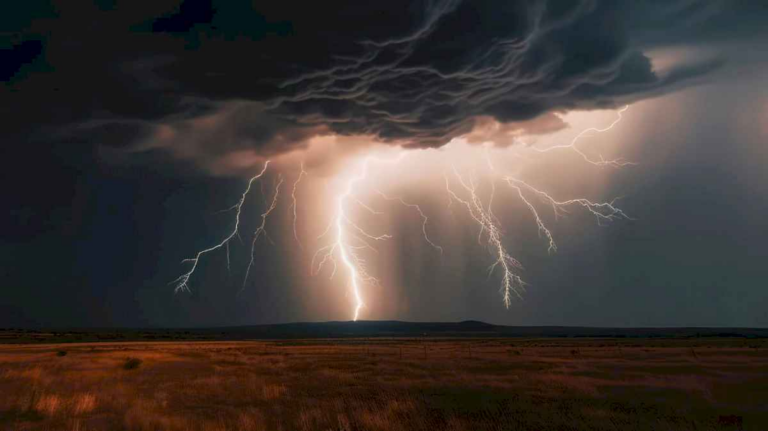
[2,0,765,169]
[2,1,768,329]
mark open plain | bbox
[1,336,767,430]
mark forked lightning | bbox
[172,106,632,320]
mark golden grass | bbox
[0,338,766,430]
[261,383,288,400]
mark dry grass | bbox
[0,338,766,430]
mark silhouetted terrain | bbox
[1,320,766,343]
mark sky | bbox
[1,0,767,328]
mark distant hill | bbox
[1,320,766,343]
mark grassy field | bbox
[1,338,766,430]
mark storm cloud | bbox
[2,1,768,328]
[2,0,766,172]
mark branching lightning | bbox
[356,199,384,215]
[375,190,443,255]
[312,155,405,321]
[445,168,525,307]
[531,105,633,167]
[243,174,284,290]
[290,162,307,249]
[172,105,633,320]
[437,106,633,306]
[171,161,270,293]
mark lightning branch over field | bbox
[531,105,633,167]
[243,174,284,290]
[445,167,526,307]
[375,190,444,255]
[171,161,270,293]
[312,155,405,321]
[172,106,632,320]
[439,107,633,306]
[290,163,307,248]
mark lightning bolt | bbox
[374,190,443,255]
[505,105,633,252]
[171,161,270,293]
[312,154,405,321]
[171,105,633,319]
[290,162,308,249]
[440,106,634,306]
[356,199,384,216]
[243,174,284,290]
[445,167,525,307]
[530,105,634,167]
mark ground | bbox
[1,338,766,430]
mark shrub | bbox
[123,357,142,370]
[56,350,67,357]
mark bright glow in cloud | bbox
[173,106,634,320]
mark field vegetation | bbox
[1,338,766,430]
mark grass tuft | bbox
[123,357,142,370]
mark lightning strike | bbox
[171,161,270,293]
[531,105,634,167]
[505,177,631,227]
[443,105,634,306]
[290,162,308,249]
[243,174,284,289]
[356,199,385,215]
[375,190,443,255]
[445,167,525,307]
[172,104,632,319]
[312,154,406,321]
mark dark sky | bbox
[1,0,767,328]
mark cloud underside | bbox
[6,0,761,173]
